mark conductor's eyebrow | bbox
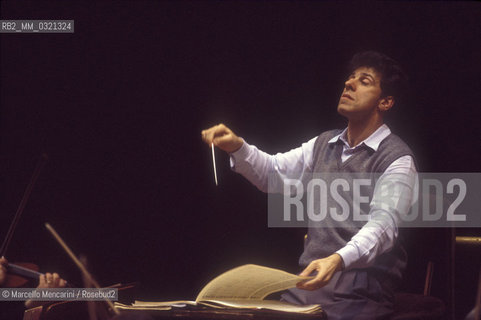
[360,72,375,81]
[348,72,376,81]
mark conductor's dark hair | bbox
[348,51,409,102]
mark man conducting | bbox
[201,51,417,320]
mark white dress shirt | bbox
[230,124,417,269]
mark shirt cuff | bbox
[335,245,358,270]
[229,139,249,170]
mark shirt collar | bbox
[328,124,391,151]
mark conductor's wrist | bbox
[230,137,244,153]
[228,138,245,154]
[329,253,344,272]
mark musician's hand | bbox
[25,272,67,309]
[38,272,67,288]
[201,123,244,153]
[0,257,7,286]
[296,254,344,290]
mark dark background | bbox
[1,1,480,319]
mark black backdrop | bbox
[1,1,480,319]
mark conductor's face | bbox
[337,67,384,121]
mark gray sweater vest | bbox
[299,129,415,281]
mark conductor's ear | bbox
[378,96,394,112]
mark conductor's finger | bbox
[297,277,322,290]
[201,124,229,145]
[299,262,317,277]
[213,134,233,147]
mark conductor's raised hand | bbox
[201,123,244,153]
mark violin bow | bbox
[0,153,48,257]
[45,223,121,316]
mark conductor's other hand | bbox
[201,123,244,153]
[296,254,343,291]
